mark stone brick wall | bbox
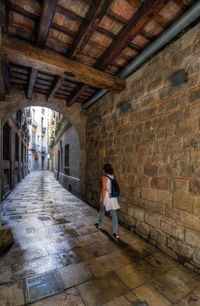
[85,23,200,272]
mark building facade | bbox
[49,110,62,172]
[2,109,29,199]
[53,119,81,197]
[27,107,50,171]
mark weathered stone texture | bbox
[85,23,200,272]
[0,226,13,253]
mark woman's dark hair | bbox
[103,163,114,175]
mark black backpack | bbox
[105,175,120,198]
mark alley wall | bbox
[85,22,200,272]
[54,123,81,196]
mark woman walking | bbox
[95,164,120,238]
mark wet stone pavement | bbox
[0,172,200,306]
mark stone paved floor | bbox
[0,172,200,306]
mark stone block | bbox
[174,179,188,191]
[147,77,163,93]
[190,150,200,162]
[144,212,160,228]
[168,137,184,152]
[172,45,192,65]
[185,103,200,120]
[171,151,189,162]
[158,243,178,260]
[135,283,171,306]
[128,207,144,221]
[135,220,149,239]
[183,137,199,150]
[188,163,200,178]
[144,164,158,177]
[158,98,179,113]
[172,191,192,212]
[185,230,200,249]
[157,126,174,140]
[141,187,157,202]
[151,177,169,190]
[193,250,200,268]
[132,106,156,122]
[167,236,193,262]
[142,131,155,142]
[189,179,200,195]
[0,280,25,306]
[192,198,200,215]
[160,220,184,240]
[152,117,167,130]
[140,175,151,187]
[141,94,156,107]
[149,226,167,245]
[168,110,185,125]
[137,198,165,215]
[157,190,172,206]
[0,226,13,253]
[165,207,200,232]
[190,89,200,104]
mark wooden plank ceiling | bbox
[0,0,196,106]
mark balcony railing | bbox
[27,117,32,124]
[32,120,38,128]
[41,127,46,133]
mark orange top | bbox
[102,176,108,206]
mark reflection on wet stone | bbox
[1,172,200,305]
[26,271,62,303]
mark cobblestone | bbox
[0,171,200,305]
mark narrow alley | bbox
[0,172,200,306]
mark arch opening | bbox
[0,92,86,213]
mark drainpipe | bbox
[82,1,200,110]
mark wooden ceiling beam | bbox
[37,0,57,48]
[48,76,63,101]
[153,15,169,28]
[127,0,142,9]
[0,36,126,92]
[10,66,29,75]
[95,0,166,70]
[27,68,38,99]
[95,27,116,40]
[11,72,29,80]
[51,24,76,37]
[27,0,57,99]
[67,0,113,59]
[106,11,128,25]
[37,73,54,81]
[67,84,88,107]
[55,5,84,22]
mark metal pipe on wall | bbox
[82,1,200,110]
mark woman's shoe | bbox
[94,223,102,229]
[113,232,119,239]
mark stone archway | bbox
[0,89,87,223]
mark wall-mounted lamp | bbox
[170,69,187,86]
[118,100,131,113]
[93,116,101,125]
